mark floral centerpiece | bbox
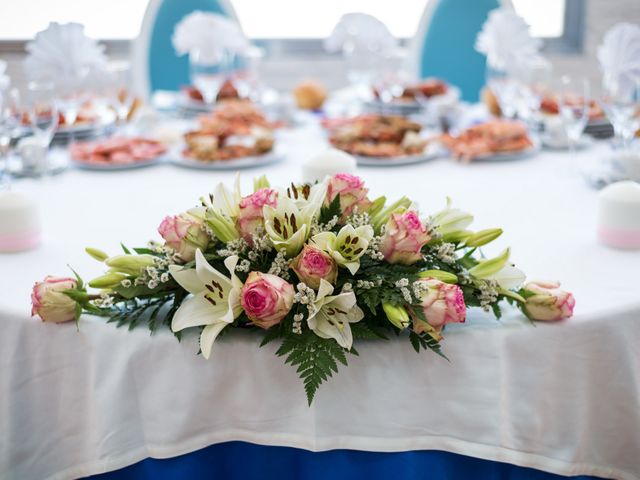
[31,174,575,403]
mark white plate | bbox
[541,134,594,151]
[365,87,461,115]
[354,144,444,167]
[170,149,284,170]
[71,155,165,171]
[469,138,541,162]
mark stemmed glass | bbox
[26,80,59,176]
[559,76,590,153]
[189,47,230,105]
[56,70,89,144]
[486,65,521,119]
[229,47,264,101]
[0,88,22,188]
[600,77,640,150]
[105,62,135,134]
[375,48,409,114]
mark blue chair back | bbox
[146,0,234,93]
[415,0,499,102]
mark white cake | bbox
[597,181,640,249]
[302,148,357,183]
[0,191,41,252]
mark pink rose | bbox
[291,244,338,289]
[380,211,431,265]
[523,281,575,321]
[158,212,209,262]
[237,188,278,244]
[413,278,466,333]
[326,173,372,219]
[31,276,78,323]
[241,272,294,329]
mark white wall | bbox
[2,0,639,95]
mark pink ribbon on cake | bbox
[0,230,41,252]
[598,227,640,249]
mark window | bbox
[0,0,582,53]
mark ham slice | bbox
[70,137,167,165]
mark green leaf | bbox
[276,331,350,405]
[260,325,284,347]
[120,243,131,254]
[318,194,341,225]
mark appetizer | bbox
[183,101,276,162]
[440,119,533,162]
[328,114,429,158]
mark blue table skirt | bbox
[87,441,604,480]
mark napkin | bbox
[24,22,107,82]
[598,23,640,93]
[475,7,543,75]
[172,12,250,63]
[324,13,397,54]
[0,59,9,90]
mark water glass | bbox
[26,80,58,175]
[559,76,590,152]
[0,88,22,188]
[106,62,135,126]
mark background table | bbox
[1,125,639,480]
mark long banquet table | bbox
[1,123,640,480]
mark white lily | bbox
[307,279,364,350]
[431,197,474,235]
[169,250,243,359]
[263,182,326,257]
[312,224,373,274]
[485,265,526,289]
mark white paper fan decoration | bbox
[172,12,250,63]
[475,7,544,74]
[24,22,107,82]
[598,23,640,93]
[324,13,398,54]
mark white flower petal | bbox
[311,232,335,251]
[221,287,242,324]
[171,293,223,332]
[169,265,204,294]
[488,265,526,290]
[317,279,334,300]
[314,311,354,350]
[200,322,228,359]
[195,250,232,290]
[343,261,361,275]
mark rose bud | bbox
[291,244,338,289]
[241,272,294,329]
[413,278,466,333]
[325,173,372,219]
[158,211,209,262]
[237,188,278,244]
[523,281,575,321]
[380,210,431,265]
[31,276,78,323]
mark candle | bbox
[597,181,640,249]
[301,148,357,183]
[0,190,41,253]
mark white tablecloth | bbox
[1,125,639,480]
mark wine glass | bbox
[189,47,230,105]
[229,46,264,101]
[0,88,22,188]
[600,76,640,150]
[374,48,409,113]
[486,65,520,119]
[559,75,590,153]
[105,62,135,134]
[26,80,59,176]
[56,70,90,145]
